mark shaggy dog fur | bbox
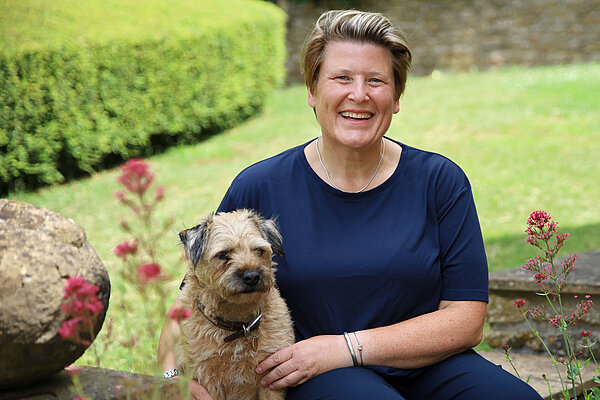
[175,209,294,400]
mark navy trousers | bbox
[286,350,542,400]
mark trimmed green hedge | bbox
[0,0,286,194]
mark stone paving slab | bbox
[481,350,598,400]
[0,366,180,400]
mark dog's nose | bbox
[240,271,260,287]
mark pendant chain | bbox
[316,137,385,193]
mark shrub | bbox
[0,0,286,194]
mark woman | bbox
[159,10,542,399]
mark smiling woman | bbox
[307,41,400,192]
[158,9,543,400]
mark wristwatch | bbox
[162,368,180,378]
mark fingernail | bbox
[260,379,266,386]
[256,366,262,373]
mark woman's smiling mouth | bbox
[340,111,373,120]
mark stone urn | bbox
[0,199,111,389]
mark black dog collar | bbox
[196,299,262,342]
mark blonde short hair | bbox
[301,10,412,100]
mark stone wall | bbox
[279,0,600,83]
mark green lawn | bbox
[8,62,600,373]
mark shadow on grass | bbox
[485,221,600,273]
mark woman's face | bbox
[308,40,399,150]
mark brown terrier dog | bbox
[175,209,294,400]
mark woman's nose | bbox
[347,81,369,102]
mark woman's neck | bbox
[306,136,402,192]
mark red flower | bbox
[59,276,103,347]
[526,210,552,229]
[114,240,138,259]
[525,210,560,246]
[58,318,83,340]
[582,330,592,337]
[155,185,166,201]
[137,263,162,284]
[168,306,192,323]
[502,345,511,351]
[117,158,155,196]
[514,299,526,308]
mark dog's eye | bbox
[254,247,267,256]
[215,250,230,261]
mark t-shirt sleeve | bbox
[436,173,489,303]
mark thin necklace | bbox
[316,137,385,193]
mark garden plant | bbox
[505,211,600,400]
[60,159,196,399]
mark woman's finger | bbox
[260,355,298,387]
[266,369,309,390]
[256,345,293,374]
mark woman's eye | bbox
[369,78,383,84]
[335,76,350,81]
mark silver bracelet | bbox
[353,332,364,366]
[343,332,358,367]
[162,368,180,378]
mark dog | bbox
[175,209,295,400]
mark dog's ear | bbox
[257,216,285,258]
[179,229,189,246]
[182,213,213,267]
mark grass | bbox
[0,0,280,52]
[7,62,600,374]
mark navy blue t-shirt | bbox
[217,138,488,377]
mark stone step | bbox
[484,249,600,399]
[486,250,600,356]
[0,366,180,400]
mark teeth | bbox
[341,111,372,119]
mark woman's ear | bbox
[307,88,316,109]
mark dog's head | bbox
[179,209,284,303]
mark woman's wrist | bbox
[332,334,356,369]
[342,331,365,367]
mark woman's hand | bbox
[256,335,351,390]
[188,379,214,400]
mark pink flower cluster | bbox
[117,158,155,195]
[525,210,571,255]
[563,295,594,326]
[58,277,103,346]
[514,299,526,308]
[168,306,192,323]
[521,211,579,295]
[114,240,138,260]
[114,158,165,204]
[137,263,163,284]
[525,210,558,246]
